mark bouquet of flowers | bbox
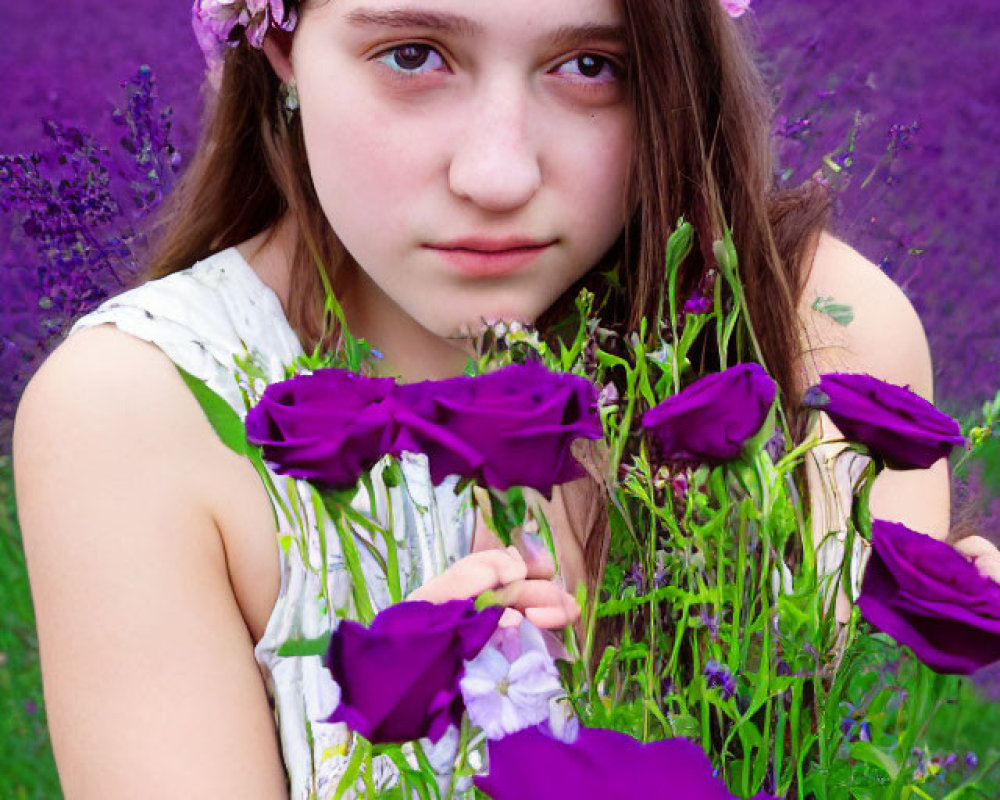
[182,221,1000,799]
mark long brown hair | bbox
[146,1,832,590]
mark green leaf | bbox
[276,633,332,658]
[812,295,856,326]
[175,366,250,456]
[849,741,899,779]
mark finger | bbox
[955,536,1000,582]
[409,548,527,603]
[524,603,580,630]
[499,608,524,629]
[493,580,580,619]
[513,530,556,581]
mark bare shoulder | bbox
[799,231,934,402]
[13,324,287,797]
[15,324,226,523]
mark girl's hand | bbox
[407,535,579,630]
[954,535,1000,583]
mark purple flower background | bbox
[1,1,998,461]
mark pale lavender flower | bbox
[597,381,619,408]
[460,621,564,740]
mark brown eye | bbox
[576,55,604,78]
[553,54,620,84]
[393,45,432,70]
[376,44,447,76]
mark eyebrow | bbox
[343,8,627,49]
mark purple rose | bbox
[324,599,502,744]
[641,363,777,464]
[857,519,1000,675]
[475,726,736,799]
[397,362,603,498]
[802,373,964,469]
[245,369,404,490]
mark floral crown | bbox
[191,0,752,68]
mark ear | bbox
[262,30,295,83]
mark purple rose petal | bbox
[245,368,405,490]
[397,361,603,498]
[857,519,1000,675]
[803,373,964,470]
[641,363,777,464]
[324,599,503,744]
[475,726,736,800]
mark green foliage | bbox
[482,219,1000,800]
[0,456,62,798]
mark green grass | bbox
[0,455,61,799]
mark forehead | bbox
[318,0,625,45]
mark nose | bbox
[447,80,542,213]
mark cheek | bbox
[549,109,633,250]
[296,79,435,263]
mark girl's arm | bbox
[802,233,999,579]
[13,326,288,799]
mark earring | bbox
[280,79,299,122]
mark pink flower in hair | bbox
[243,0,298,49]
[191,0,298,64]
[191,0,244,64]
[721,0,752,17]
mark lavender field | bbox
[1,1,999,796]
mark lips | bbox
[425,236,557,278]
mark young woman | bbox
[13,0,999,796]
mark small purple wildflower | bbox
[703,660,737,699]
[802,385,830,408]
[624,562,647,595]
[764,429,786,462]
[650,561,668,590]
[671,472,689,503]
[965,752,979,769]
[839,702,871,742]
[683,293,713,316]
[698,609,721,640]
[24,700,38,716]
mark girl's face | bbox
[289,0,633,374]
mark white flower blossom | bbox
[460,620,564,740]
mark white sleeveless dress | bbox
[69,247,476,799]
